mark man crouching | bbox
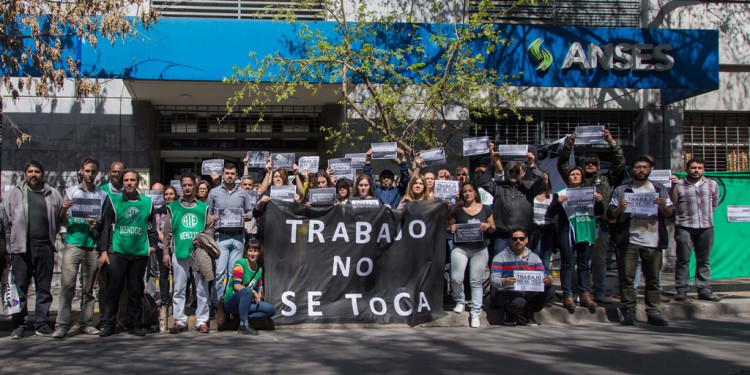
[490,227,555,326]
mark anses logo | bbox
[528,38,553,72]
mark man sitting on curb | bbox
[490,227,555,326]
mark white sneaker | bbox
[470,317,480,328]
[452,303,465,313]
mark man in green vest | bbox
[97,169,157,337]
[53,156,109,338]
[162,173,214,333]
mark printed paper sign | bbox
[308,188,337,206]
[345,153,367,169]
[420,147,446,167]
[146,190,165,207]
[497,144,528,162]
[71,198,102,221]
[371,142,398,160]
[170,180,183,195]
[454,222,483,243]
[216,208,244,228]
[624,192,659,216]
[350,199,381,208]
[247,190,259,208]
[574,125,606,145]
[298,156,320,173]
[566,187,595,208]
[434,180,459,199]
[727,206,750,222]
[329,158,354,182]
[272,153,295,171]
[201,159,224,175]
[513,270,545,292]
[246,151,269,169]
[650,169,672,188]
[270,185,297,202]
[463,136,490,156]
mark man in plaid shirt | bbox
[669,158,721,302]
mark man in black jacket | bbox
[477,142,544,256]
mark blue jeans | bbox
[450,246,488,319]
[212,233,245,307]
[557,229,593,297]
[223,288,276,325]
[493,236,511,257]
[531,225,554,271]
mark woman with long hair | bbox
[164,185,178,203]
[351,174,376,200]
[449,182,496,328]
[397,174,428,209]
[551,166,603,313]
[222,240,276,335]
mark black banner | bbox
[262,199,447,325]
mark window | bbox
[683,113,749,171]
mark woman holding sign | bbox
[448,182,496,328]
[222,240,276,335]
[551,166,604,313]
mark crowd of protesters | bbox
[0,127,723,338]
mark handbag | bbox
[2,266,22,315]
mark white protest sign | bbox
[727,206,750,222]
[298,156,320,173]
[497,144,528,162]
[434,180,459,199]
[463,136,490,156]
[624,192,658,216]
[420,147,446,167]
[513,270,545,292]
[574,125,606,145]
[371,142,398,159]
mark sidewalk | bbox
[3,270,749,333]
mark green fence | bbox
[678,171,750,280]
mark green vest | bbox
[100,183,122,199]
[64,187,107,248]
[111,194,152,256]
[168,200,208,260]
[223,258,262,302]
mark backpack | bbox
[141,294,160,332]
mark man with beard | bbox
[98,169,157,337]
[669,159,721,302]
[4,161,62,339]
[608,156,674,326]
[478,142,544,256]
[53,156,108,338]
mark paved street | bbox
[2,319,749,374]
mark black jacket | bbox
[477,165,544,236]
[606,181,673,250]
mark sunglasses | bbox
[584,161,599,166]
[511,237,526,241]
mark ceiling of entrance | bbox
[124,80,342,106]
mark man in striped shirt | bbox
[490,228,554,326]
[669,158,721,302]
